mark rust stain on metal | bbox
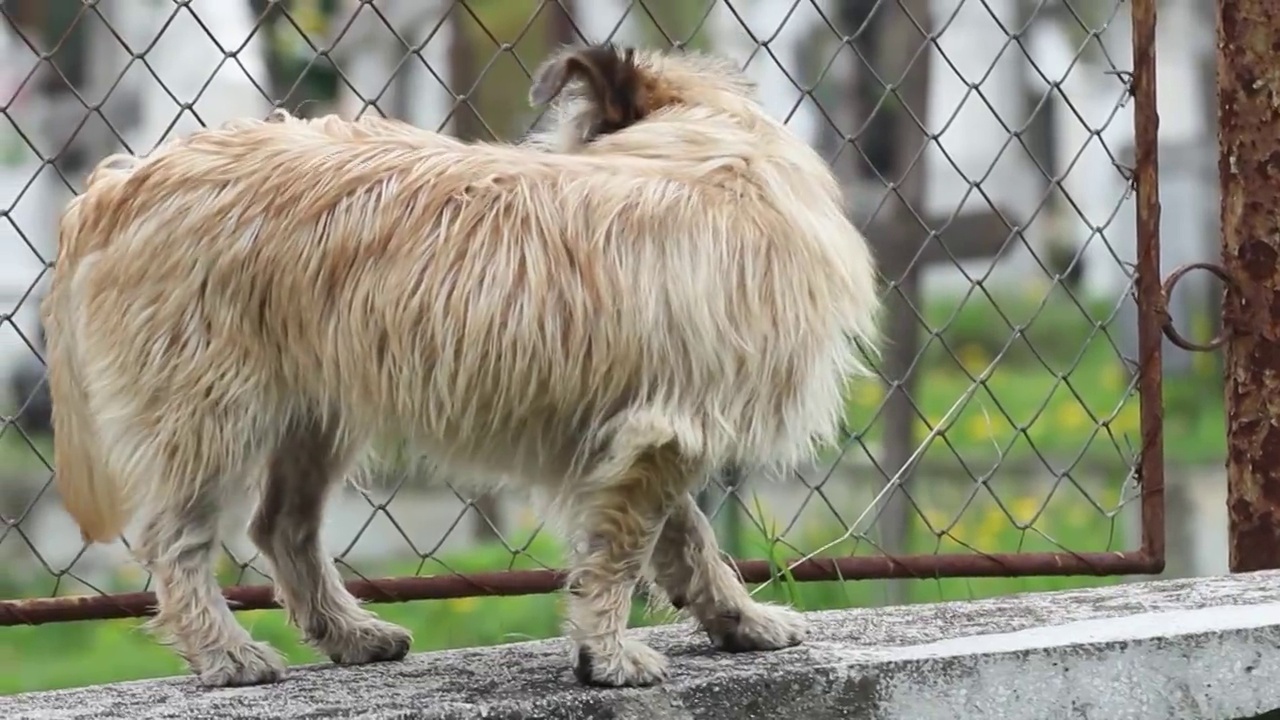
[0,550,1163,626]
[1218,0,1280,573]
[1131,0,1165,572]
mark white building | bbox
[0,0,274,408]
[0,16,58,404]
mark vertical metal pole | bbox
[1131,0,1165,574]
[1217,0,1280,573]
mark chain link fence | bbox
[0,0,1187,669]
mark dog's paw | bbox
[193,640,287,687]
[707,602,808,653]
[573,639,670,687]
[317,618,414,665]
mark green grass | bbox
[835,284,1225,469]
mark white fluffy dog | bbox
[42,44,880,688]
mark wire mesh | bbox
[0,0,1168,628]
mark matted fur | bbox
[42,44,880,688]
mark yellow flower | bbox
[447,596,477,614]
[920,508,950,532]
[851,381,885,410]
[290,0,328,36]
[1010,496,1042,526]
[1111,402,1141,435]
[1068,502,1093,529]
[1054,402,1091,433]
[963,412,1003,446]
[273,0,331,62]
[957,343,991,374]
[215,552,235,577]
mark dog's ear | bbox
[529,45,646,133]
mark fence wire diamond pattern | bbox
[0,0,1163,626]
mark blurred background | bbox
[0,0,1222,694]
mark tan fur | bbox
[42,45,880,688]
[42,157,139,544]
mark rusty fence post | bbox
[1218,0,1280,573]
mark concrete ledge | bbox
[6,571,1280,719]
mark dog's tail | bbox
[41,154,141,544]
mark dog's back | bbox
[56,104,866,497]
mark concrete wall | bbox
[4,570,1280,719]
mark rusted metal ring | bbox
[1160,262,1233,352]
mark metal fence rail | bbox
[0,0,1179,627]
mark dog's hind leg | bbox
[248,417,412,666]
[647,492,808,652]
[131,445,287,687]
[562,416,695,688]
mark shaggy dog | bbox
[41,44,880,688]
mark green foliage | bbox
[838,287,1225,468]
[920,285,1118,374]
